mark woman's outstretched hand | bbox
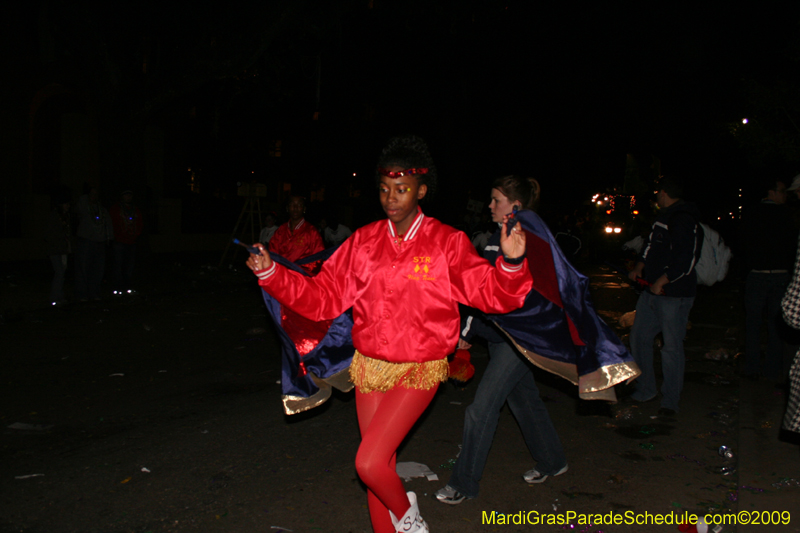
[499,214,526,260]
[245,243,273,272]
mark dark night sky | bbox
[326,3,800,217]
[5,2,800,225]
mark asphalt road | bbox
[2,257,799,532]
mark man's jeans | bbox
[630,291,694,412]
[745,271,789,379]
[448,341,566,498]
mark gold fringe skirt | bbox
[349,350,449,393]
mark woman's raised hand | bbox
[499,214,526,260]
[245,243,273,272]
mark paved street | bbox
[2,258,799,532]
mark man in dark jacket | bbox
[627,176,703,416]
[741,177,797,380]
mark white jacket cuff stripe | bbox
[256,263,277,280]
[500,260,524,273]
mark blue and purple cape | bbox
[261,248,354,415]
[489,210,639,401]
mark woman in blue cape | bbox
[436,175,639,505]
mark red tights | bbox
[355,385,438,533]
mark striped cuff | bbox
[499,258,525,273]
[255,262,277,281]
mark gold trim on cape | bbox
[498,326,641,402]
[349,350,448,393]
[282,365,355,415]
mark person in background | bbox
[74,186,112,301]
[780,231,800,434]
[45,196,72,305]
[627,176,703,416]
[471,211,494,254]
[323,211,352,248]
[268,195,325,273]
[109,189,144,295]
[741,177,797,381]
[259,211,279,246]
[247,135,531,533]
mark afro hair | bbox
[376,134,438,202]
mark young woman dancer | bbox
[436,175,568,505]
[246,136,532,533]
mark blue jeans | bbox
[630,291,694,411]
[448,341,566,499]
[745,271,789,379]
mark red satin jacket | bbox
[268,219,325,263]
[256,210,532,364]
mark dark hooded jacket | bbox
[639,200,703,298]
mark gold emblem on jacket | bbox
[409,256,435,281]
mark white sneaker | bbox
[523,464,568,484]
[435,485,469,505]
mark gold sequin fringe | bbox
[349,350,448,393]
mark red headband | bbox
[378,167,429,178]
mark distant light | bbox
[633,210,639,215]
[606,210,612,214]
[604,197,609,201]
[613,227,621,234]
[729,212,733,216]
[718,217,721,220]
[596,201,602,205]
[742,118,749,124]
[605,227,613,233]
[353,173,357,176]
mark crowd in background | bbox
[43,184,144,306]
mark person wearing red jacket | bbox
[268,195,325,274]
[109,189,143,294]
[247,135,532,533]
